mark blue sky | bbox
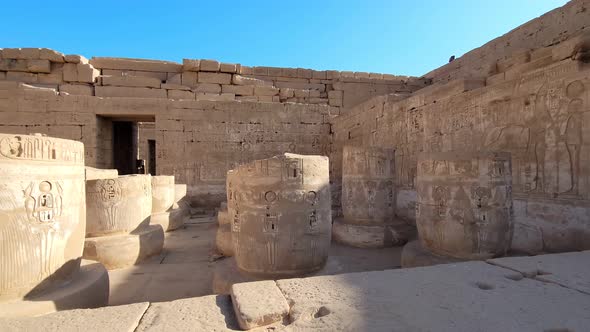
[1,1,567,76]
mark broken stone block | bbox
[64,54,89,64]
[297,68,312,78]
[354,72,370,79]
[552,31,590,61]
[1,48,40,59]
[100,75,161,88]
[59,84,94,96]
[181,71,198,86]
[38,71,63,84]
[200,59,220,72]
[6,71,38,83]
[89,57,183,72]
[312,70,327,80]
[182,58,200,71]
[94,86,167,98]
[77,63,99,83]
[222,84,253,96]
[166,73,182,85]
[220,62,238,73]
[232,74,272,86]
[254,85,279,96]
[168,89,195,100]
[279,88,294,99]
[62,63,78,82]
[236,96,258,102]
[230,281,290,330]
[194,83,221,94]
[282,67,298,78]
[39,48,65,62]
[0,59,29,72]
[198,72,231,84]
[195,92,235,101]
[326,70,340,79]
[161,83,190,90]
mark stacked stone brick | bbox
[0,48,429,112]
[0,48,99,95]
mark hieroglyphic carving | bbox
[1,134,85,301]
[416,152,513,260]
[0,135,84,164]
[229,153,331,277]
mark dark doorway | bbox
[112,121,138,175]
[148,139,156,175]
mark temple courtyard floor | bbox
[2,215,589,331]
[108,215,403,305]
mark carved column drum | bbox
[86,174,152,237]
[342,146,396,224]
[416,151,513,260]
[227,153,331,277]
[151,175,175,213]
[0,133,86,301]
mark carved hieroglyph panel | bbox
[341,146,396,225]
[0,134,85,301]
[86,174,152,237]
[416,151,513,260]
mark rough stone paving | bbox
[0,0,589,330]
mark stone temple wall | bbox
[332,43,590,254]
[0,84,333,207]
[424,0,590,84]
[0,49,429,114]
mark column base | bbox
[83,225,164,270]
[0,260,109,318]
[401,240,466,268]
[215,224,234,257]
[332,218,413,248]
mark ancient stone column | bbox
[0,133,108,317]
[333,145,411,248]
[228,153,332,278]
[150,176,188,232]
[413,151,513,261]
[84,174,164,269]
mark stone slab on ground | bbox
[231,280,290,330]
[0,261,109,318]
[213,243,402,294]
[488,250,590,295]
[135,295,240,331]
[0,302,148,332]
[83,225,165,270]
[276,261,590,331]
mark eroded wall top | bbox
[0,48,429,113]
[423,0,590,83]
